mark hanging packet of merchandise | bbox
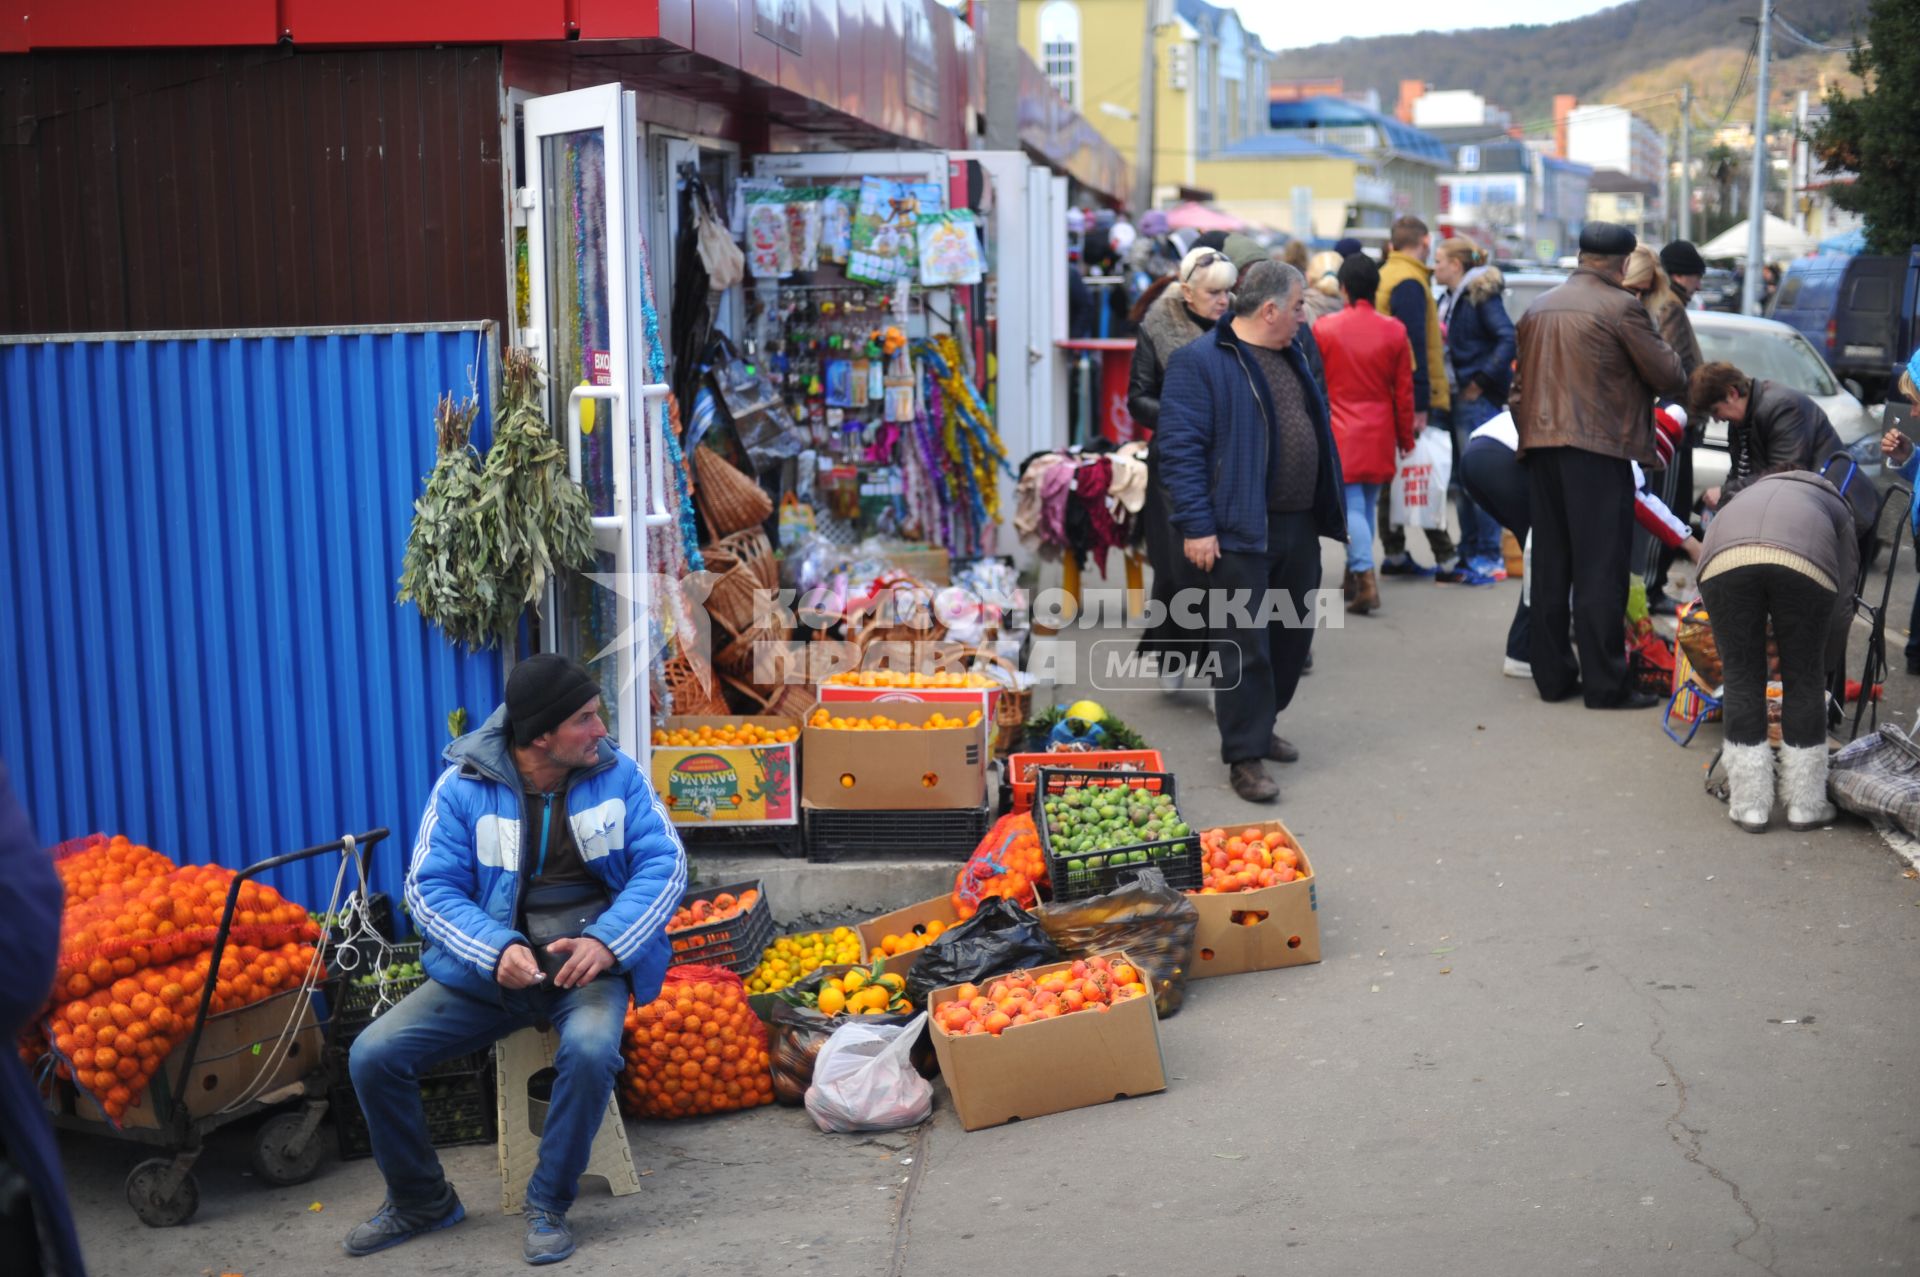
[820,186,859,264]
[744,183,793,278]
[848,177,944,286]
[917,209,987,287]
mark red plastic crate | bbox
[1007,749,1165,813]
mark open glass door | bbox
[523,83,674,753]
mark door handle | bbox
[639,382,674,528]
[567,384,627,543]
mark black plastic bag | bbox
[904,897,1062,1008]
[1034,868,1197,1017]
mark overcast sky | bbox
[1239,0,1627,53]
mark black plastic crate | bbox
[1033,768,1200,902]
[326,1042,489,1084]
[802,804,993,863]
[332,1069,497,1161]
[678,823,804,858]
[667,879,776,976]
[324,942,428,1045]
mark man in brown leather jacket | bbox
[1510,222,1687,708]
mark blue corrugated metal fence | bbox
[0,325,505,910]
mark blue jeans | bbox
[1451,395,1506,563]
[1343,482,1381,572]
[348,975,628,1215]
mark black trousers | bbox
[1458,437,1530,663]
[1697,563,1837,748]
[1206,511,1323,764]
[1138,468,1208,665]
[1526,447,1633,705]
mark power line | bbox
[1770,11,1858,53]
[1703,30,1760,132]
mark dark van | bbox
[1768,247,1920,399]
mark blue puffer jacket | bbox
[405,705,687,1008]
[1446,267,1517,404]
[1156,317,1347,553]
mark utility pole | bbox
[1132,0,1160,214]
[1741,0,1772,316]
[1678,82,1693,242]
[1793,88,1809,230]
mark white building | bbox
[1412,89,1508,133]
[1566,104,1667,228]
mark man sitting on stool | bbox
[345,654,686,1266]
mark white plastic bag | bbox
[1388,425,1453,530]
[804,1013,932,1133]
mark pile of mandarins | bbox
[652,722,797,747]
[931,955,1147,1037]
[619,966,774,1118]
[39,839,322,1122]
[949,812,1048,923]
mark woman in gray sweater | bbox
[1698,469,1858,833]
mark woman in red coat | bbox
[1313,252,1415,614]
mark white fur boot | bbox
[1723,742,1776,833]
[1779,743,1836,831]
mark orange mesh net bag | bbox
[41,852,323,1124]
[618,964,774,1119]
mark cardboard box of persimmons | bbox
[925,949,1167,1131]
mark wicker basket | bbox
[848,578,947,648]
[720,670,817,722]
[702,527,781,635]
[662,652,729,717]
[983,654,1031,757]
[712,609,792,676]
[693,447,774,538]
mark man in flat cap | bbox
[1510,222,1687,708]
[345,653,686,1266]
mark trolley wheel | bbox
[251,1110,326,1186]
[126,1158,201,1227]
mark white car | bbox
[1688,311,1884,504]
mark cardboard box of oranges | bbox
[855,894,962,983]
[1186,820,1321,980]
[800,700,987,812]
[650,716,798,827]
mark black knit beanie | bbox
[506,654,601,746]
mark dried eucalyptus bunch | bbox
[396,391,494,649]
[397,350,597,650]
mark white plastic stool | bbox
[493,1025,641,1215]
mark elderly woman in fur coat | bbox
[1128,246,1237,686]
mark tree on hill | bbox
[1811,0,1920,253]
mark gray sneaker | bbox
[524,1208,577,1265]
[343,1187,465,1257]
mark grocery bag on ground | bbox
[1033,868,1197,1017]
[767,967,930,1105]
[804,1014,933,1133]
[903,896,1061,1008]
[1830,722,1920,836]
[1388,426,1451,529]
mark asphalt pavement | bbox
[58,542,1920,1277]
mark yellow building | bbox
[1018,0,1442,239]
[1019,0,1274,205]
